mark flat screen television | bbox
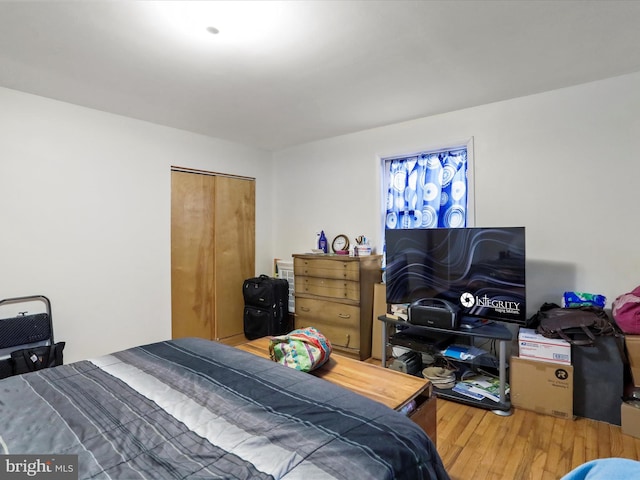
[385,227,526,325]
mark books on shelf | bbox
[452,382,485,400]
[458,373,509,403]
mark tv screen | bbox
[385,227,526,324]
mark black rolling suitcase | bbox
[0,295,65,379]
[243,275,292,340]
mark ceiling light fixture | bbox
[147,2,286,43]
[141,1,303,52]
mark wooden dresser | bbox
[292,254,382,360]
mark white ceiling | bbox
[1,1,640,151]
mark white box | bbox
[518,328,571,365]
[276,260,295,313]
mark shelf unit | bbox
[378,315,513,414]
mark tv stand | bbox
[378,315,513,415]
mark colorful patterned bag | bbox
[269,327,332,372]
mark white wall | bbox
[3,71,638,363]
[0,87,274,362]
[273,72,640,316]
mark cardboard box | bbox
[518,327,571,365]
[621,402,640,438]
[372,283,392,360]
[510,356,573,419]
[625,335,640,387]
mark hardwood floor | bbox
[436,399,640,479]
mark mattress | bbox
[0,337,449,479]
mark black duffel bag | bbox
[11,341,65,375]
[535,306,615,346]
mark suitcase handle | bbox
[0,295,51,314]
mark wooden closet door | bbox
[171,170,255,341]
[171,171,216,339]
[213,175,255,339]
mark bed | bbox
[0,337,449,479]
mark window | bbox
[381,138,475,232]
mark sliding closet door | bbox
[213,175,255,339]
[171,171,216,339]
[171,169,255,342]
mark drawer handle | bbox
[300,306,311,312]
[338,313,351,319]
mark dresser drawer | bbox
[295,297,360,349]
[295,317,361,350]
[295,276,360,301]
[294,257,360,281]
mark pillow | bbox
[269,327,332,372]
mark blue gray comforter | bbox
[0,337,449,479]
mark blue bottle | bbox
[318,230,328,253]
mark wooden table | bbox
[236,337,437,444]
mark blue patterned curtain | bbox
[385,148,468,229]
